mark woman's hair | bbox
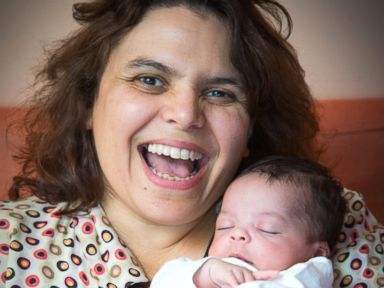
[239,156,346,251]
[9,0,320,212]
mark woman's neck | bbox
[101,195,217,278]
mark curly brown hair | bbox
[9,0,320,213]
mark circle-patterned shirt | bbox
[0,189,383,287]
[0,196,148,287]
[332,189,383,287]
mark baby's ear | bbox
[313,241,330,257]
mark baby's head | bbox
[209,156,346,271]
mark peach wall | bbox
[1,98,383,222]
[1,1,384,106]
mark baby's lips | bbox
[229,253,253,265]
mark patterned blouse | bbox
[0,189,383,287]
[0,196,148,287]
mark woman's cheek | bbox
[218,107,249,154]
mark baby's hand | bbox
[253,270,279,280]
[193,258,256,288]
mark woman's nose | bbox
[161,89,205,130]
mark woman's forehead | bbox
[105,6,240,80]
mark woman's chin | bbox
[142,202,206,226]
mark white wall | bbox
[1,0,383,106]
[0,0,78,106]
[280,0,384,99]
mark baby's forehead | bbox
[230,172,301,197]
[243,171,306,193]
[225,173,309,217]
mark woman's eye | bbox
[205,89,236,104]
[128,75,167,94]
[207,90,229,97]
[137,76,163,86]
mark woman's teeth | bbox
[145,143,203,181]
[147,144,203,161]
[150,167,195,181]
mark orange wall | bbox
[1,100,384,222]
[317,98,384,222]
[0,107,25,194]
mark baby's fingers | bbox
[232,267,255,284]
[252,270,279,280]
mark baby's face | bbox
[208,174,321,271]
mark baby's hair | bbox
[239,156,346,251]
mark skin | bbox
[90,7,250,277]
[201,173,328,286]
[193,258,278,288]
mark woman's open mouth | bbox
[139,143,209,188]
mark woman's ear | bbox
[244,119,254,158]
[313,241,330,257]
[86,113,93,130]
[242,146,250,158]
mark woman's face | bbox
[91,6,250,225]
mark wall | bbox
[317,98,384,223]
[1,0,383,105]
[280,0,384,99]
[0,0,78,106]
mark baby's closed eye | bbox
[216,226,234,231]
[255,227,281,235]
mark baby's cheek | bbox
[207,237,224,257]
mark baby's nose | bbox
[230,228,250,242]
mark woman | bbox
[1,0,382,287]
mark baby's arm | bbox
[193,258,256,288]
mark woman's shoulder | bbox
[0,195,64,209]
[332,189,384,287]
[0,195,120,250]
[0,196,148,286]
[0,196,67,232]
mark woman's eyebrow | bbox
[125,58,243,90]
[202,77,243,90]
[125,58,178,76]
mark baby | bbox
[150,156,346,288]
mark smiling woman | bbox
[91,7,250,235]
[0,0,382,287]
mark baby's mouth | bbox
[230,254,253,266]
[139,143,208,181]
